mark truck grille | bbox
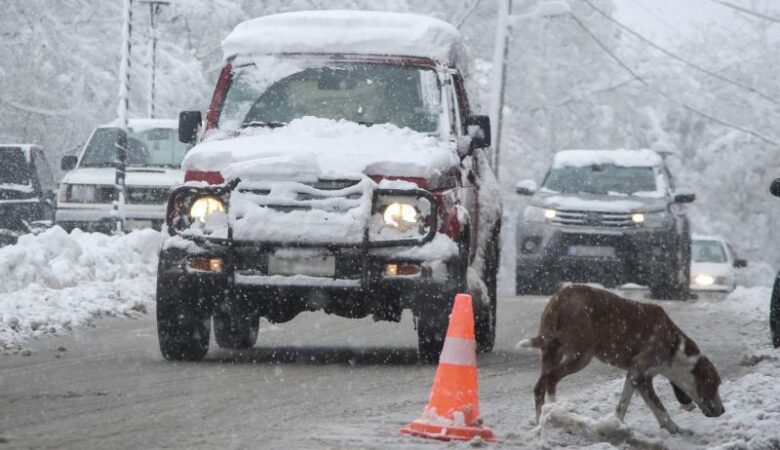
[552,209,633,228]
[126,187,170,205]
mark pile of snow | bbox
[552,149,663,169]
[185,117,459,181]
[221,10,464,64]
[0,227,161,348]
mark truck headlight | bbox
[370,192,435,244]
[383,202,418,231]
[189,196,226,223]
[68,184,98,203]
[524,206,555,222]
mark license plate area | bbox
[567,245,616,258]
[268,251,336,277]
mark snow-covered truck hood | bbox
[61,167,184,187]
[532,192,668,213]
[183,117,460,182]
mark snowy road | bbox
[1,290,775,450]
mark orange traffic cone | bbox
[400,293,498,442]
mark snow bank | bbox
[185,117,459,181]
[552,149,663,168]
[221,10,463,64]
[0,227,161,347]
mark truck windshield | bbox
[80,127,191,168]
[543,164,657,196]
[0,148,31,185]
[693,240,727,263]
[218,62,442,133]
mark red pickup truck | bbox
[156,10,502,363]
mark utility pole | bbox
[113,0,133,234]
[489,0,571,179]
[489,0,511,178]
[140,0,170,119]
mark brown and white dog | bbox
[518,284,724,433]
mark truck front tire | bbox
[156,273,211,361]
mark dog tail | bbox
[516,336,544,350]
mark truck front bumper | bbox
[159,232,461,322]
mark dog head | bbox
[669,341,725,418]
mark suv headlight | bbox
[189,196,226,223]
[633,211,670,228]
[524,206,556,223]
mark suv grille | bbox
[552,209,633,228]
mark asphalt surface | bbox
[0,291,750,449]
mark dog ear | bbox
[672,382,692,405]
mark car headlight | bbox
[634,211,670,228]
[694,274,715,286]
[68,184,98,203]
[189,196,226,223]
[524,206,556,223]
[383,202,418,231]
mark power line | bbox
[706,0,780,24]
[566,12,779,146]
[580,0,780,106]
[456,0,483,29]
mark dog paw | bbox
[661,421,682,434]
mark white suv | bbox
[56,119,191,232]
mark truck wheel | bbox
[476,228,499,353]
[650,247,690,300]
[156,273,211,361]
[417,304,450,364]
[516,269,558,296]
[213,311,259,350]
[771,273,780,348]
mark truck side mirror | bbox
[179,110,202,144]
[673,188,695,203]
[465,115,491,150]
[61,155,78,171]
[734,259,748,268]
[516,179,537,196]
[770,178,780,197]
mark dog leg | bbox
[615,374,634,421]
[534,375,547,423]
[635,377,681,434]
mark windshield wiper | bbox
[243,121,286,129]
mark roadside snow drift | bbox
[0,227,160,348]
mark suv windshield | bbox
[80,127,191,168]
[0,148,31,185]
[693,240,727,263]
[543,164,657,196]
[218,62,442,133]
